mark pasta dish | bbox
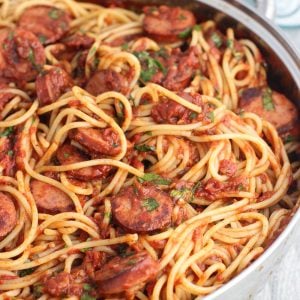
[0,0,299,299]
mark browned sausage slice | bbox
[69,128,121,156]
[18,5,71,45]
[143,6,196,43]
[239,87,298,134]
[151,91,202,124]
[31,180,74,214]
[85,69,128,96]
[56,143,112,181]
[36,67,73,106]
[95,251,158,295]
[111,183,173,233]
[0,192,17,239]
[62,33,95,50]
[0,29,46,81]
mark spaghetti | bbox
[0,0,299,299]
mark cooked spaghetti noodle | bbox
[0,0,299,299]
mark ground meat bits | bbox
[31,180,74,214]
[239,87,298,134]
[18,5,71,45]
[111,182,173,233]
[85,69,128,96]
[0,29,46,81]
[0,192,17,239]
[56,143,112,181]
[95,251,158,296]
[36,67,73,105]
[69,127,121,156]
[143,6,196,43]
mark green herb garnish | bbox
[80,294,96,300]
[127,258,137,265]
[138,173,171,185]
[211,33,222,48]
[38,35,47,44]
[208,111,215,123]
[189,111,198,120]
[134,51,166,82]
[18,268,35,277]
[193,24,202,31]
[178,28,192,39]
[262,88,274,111]
[48,8,60,20]
[178,13,187,20]
[134,144,155,152]
[80,247,92,253]
[33,285,43,298]
[121,43,129,50]
[0,127,14,137]
[237,184,245,191]
[7,150,14,157]
[142,197,160,212]
[226,39,234,49]
[63,152,70,158]
[83,284,93,292]
[284,135,297,144]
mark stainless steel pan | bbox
[97,0,300,298]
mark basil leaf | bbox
[262,88,274,111]
[138,173,171,185]
[142,197,160,211]
[134,144,155,152]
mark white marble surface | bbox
[242,1,300,299]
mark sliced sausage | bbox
[239,87,298,134]
[56,143,112,181]
[31,180,74,214]
[69,128,121,156]
[143,6,196,43]
[111,183,173,233]
[151,91,202,124]
[62,33,95,50]
[0,137,15,176]
[85,69,128,96]
[0,29,46,81]
[0,82,14,110]
[95,251,158,295]
[0,192,17,239]
[36,67,73,106]
[18,5,71,45]
[162,47,199,91]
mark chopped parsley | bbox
[226,39,234,49]
[262,88,274,111]
[7,150,14,157]
[284,135,297,143]
[116,244,134,258]
[134,51,166,82]
[193,24,202,31]
[8,31,14,40]
[28,48,35,65]
[18,268,35,277]
[104,212,111,220]
[121,43,129,50]
[211,33,222,48]
[127,258,137,265]
[0,126,14,137]
[170,182,201,203]
[134,144,155,152]
[178,28,192,39]
[38,35,47,44]
[33,285,43,298]
[142,197,160,212]
[63,152,70,158]
[138,173,171,185]
[89,46,97,57]
[156,47,169,59]
[189,111,198,120]
[178,13,187,20]
[145,131,152,136]
[81,294,96,300]
[208,111,215,123]
[80,247,92,253]
[83,284,93,292]
[48,8,60,20]
[237,184,245,191]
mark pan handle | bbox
[255,0,276,20]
